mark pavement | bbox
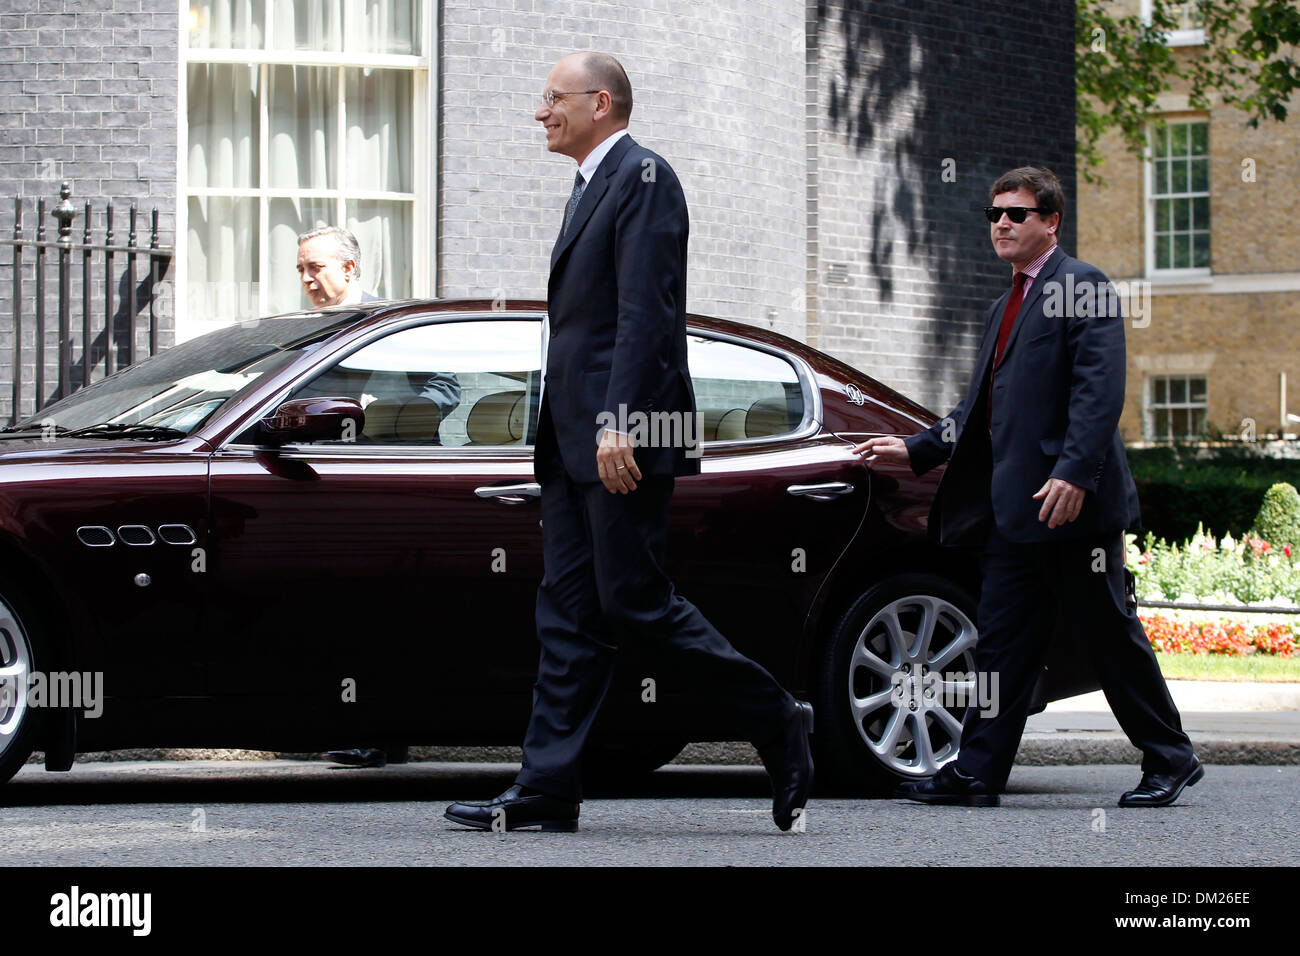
[646,678,1300,767]
[42,678,1300,770]
[1017,679,1300,766]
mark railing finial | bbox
[52,181,77,244]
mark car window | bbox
[289,318,542,447]
[687,335,805,441]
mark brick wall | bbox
[0,0,1082,426]
[811,0,1078,415]
[1077,0,1300,443]
[0,0,177,421]
[1123,292,1300,441]
[1076,125,1145,280]
[437,0,808,341]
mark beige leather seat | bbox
[713,407,748,441]
[466,390,526,445]
[363,396,443,443]
[745,397,793,438]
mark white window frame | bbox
[1145,117,1210,279]
[175,0,436,340]
[1145,373,1209,441]
[1140,0,1207,46]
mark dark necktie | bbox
[988,271,1028,428]
[993,271,1029,370]
[562,171,586,236]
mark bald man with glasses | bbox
[444,52,813,833]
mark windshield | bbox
[12,312,361,435]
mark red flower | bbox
[1140,614,1293,657]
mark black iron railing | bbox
[2,182,173,423]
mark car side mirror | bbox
[259,397,365,446]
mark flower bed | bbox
[1140,613,1295,657]
[1128,527,1300,607]
[1128,526,1299,657]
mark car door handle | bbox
[787,481,855,501]
[475,482,542,505]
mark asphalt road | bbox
[3,760,1296,866]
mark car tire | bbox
[815,574,980,794]
[582,737,687,787]
[0,578,47,787]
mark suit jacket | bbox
[905,246,1141,546]
[536,134,699,484]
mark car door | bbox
[597,331,870,740]
[31,446,211,700]
[204,315,547,742]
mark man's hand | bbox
[596,428,642,494]
[851,435,911,465]
[1033,477,1085,528]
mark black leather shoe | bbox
[1118,756,1203,807]
[327,747,388,768]
[757,700,814,831]
[444,785,580,832]
[895,763,1000,806]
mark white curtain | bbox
[187,63,260,324]
[190,1,419,55]
[187,1,418,324]
[189,0,265,49]
[348,0,419,54]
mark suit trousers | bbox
[515,455,792,801]
[955,526,1194,792]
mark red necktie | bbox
[993,271,1028,370]
[988,271,1028,429]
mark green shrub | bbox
[1253,482,1300,549]
[1127,445,1300,542]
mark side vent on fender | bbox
[76,526,115,547]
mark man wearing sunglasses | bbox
[855,166,1198,809]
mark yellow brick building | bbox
[1077,2,1300,444]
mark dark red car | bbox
[0,299,1092,793]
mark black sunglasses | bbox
[984,205,1052,224]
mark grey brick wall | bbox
[0,0,177,421]
[0,0,1076,426]
[811,0,1077,414]
[437,0,808,342]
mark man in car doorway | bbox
[295,225,419,768]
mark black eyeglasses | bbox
[984,205,1052,224]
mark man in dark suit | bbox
[855,167,1200,808]
[445,52,813,832]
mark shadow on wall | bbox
[31,266,169,414]
[816,0,1078,411]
